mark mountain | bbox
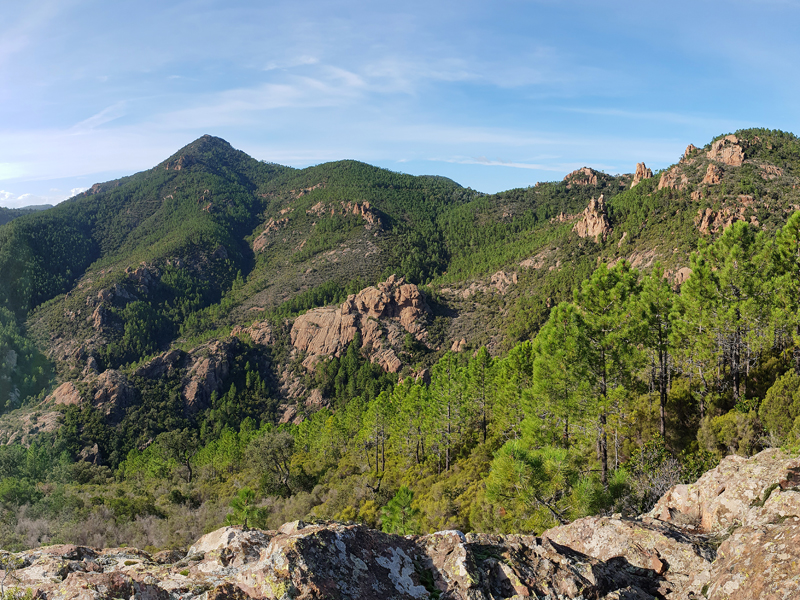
[2,128,800,551]
[0,204,52,227]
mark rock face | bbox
[181,339,240,412]
[563,166,598,187]
[707,134,745,166]
[573,195,611,241]
[90,370,136,421]
[290,275,430,373]
[47,382,82,406]
[5,450,800,599]
[658,165,689,190]
[702,163,724,185]
[630,162,653,188]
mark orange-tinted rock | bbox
[573,195,611,240]
[252,218,289,252]
[702,163,724,185]
[290,276,430,373]
[91,370,136,420]
[707,134,744,166]
[231,321,274,346]
[563,167,598,187]
[181,339,240,412]
[48,382,82,406]
[760,164,784,180]
[630,162,653,188]
[658,166,689,190]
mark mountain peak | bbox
[158,134,246,172]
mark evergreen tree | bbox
[572,262,641,487]
[381,486,420,535]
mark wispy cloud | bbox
[71,102,128,132]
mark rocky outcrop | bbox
[90,370,136,421]
[695,197,756,235]
[181,339,240,412]
[630,162,653,188]
[702,163,723,185]
[489,271,517,294]
[761,164,784,180]
[231,321,275,346]
[290,276,430,373]
[658,165,689,191]
[306,200,381,229]
[563,166,598,187]
[253,219,289,252]
[573,195,611,241]
[5,523,667,600]
[544,515,714,596]
[47,382,83,406]
[4,450,800,599]
[134,349,185,380]
[707,134,745,167]
[649,448,800,533]
[684,143,699,159]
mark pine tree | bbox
[380,486,420,535]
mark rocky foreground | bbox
[3,449,800,600]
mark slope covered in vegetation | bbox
[1,129,800,549]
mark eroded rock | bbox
[630,162,653,188]
[563,166,599,187]
[707,134,745,167]
[658,165,689,191]
[573,195,611,241]
[290,275,430,373]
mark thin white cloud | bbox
[71,102,128,132]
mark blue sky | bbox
[2,0,800,207]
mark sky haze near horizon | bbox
[2,0,800,207]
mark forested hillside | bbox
[1,129,800,550]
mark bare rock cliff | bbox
[290,275,430,373]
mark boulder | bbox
[648,448,800,533]
[543,514,714,596]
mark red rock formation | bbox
[760,164,783,180]
[630,162,653,188]
[47,382,82,406]
[563,167,598,187]
[91,370,136,420]
[707,134,744,167]
[306,200,381,229]
[572,195,611,241]
[290,275,430,373]
[658,166,689,191]
[702,163,723,185]
[180,339,241,412]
